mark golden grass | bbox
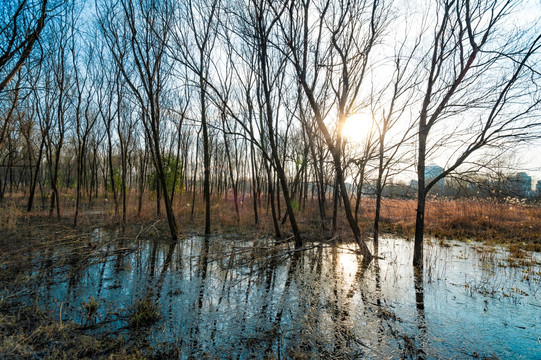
[364,198,541,251]
[0,199,23,230]
[1,190,540,251]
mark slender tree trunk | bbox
[156,177,161,216]
[261,82,301,247]
[137,147,148,217]
[106,126,119,215]
[27,137,45,212]
[191,130,200,219]
[263,159,281,238]
[200,76,211,235]
[250,143,259,225]
[413,131,428,268]
[148,114,179,240]
[374,135,385,246]
[332,177,339,236]
[310,143,327,229]
[121,155,127,225]
[74,145,83,226]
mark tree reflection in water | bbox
[14,234,541,359]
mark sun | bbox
[341,113,373,144]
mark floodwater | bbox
[15,231,541,358]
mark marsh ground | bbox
[0,212,539,359]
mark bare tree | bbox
[370,34,421,246]
[277,0,388,261]
[412,0,541,267]
[248,0,303,247]
[0,0,49,94]
[42,6,75,218]
[98,0,180,240]
[73,31,99,226]
[170,0,220,235]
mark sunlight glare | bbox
[338,249,359,287]
[341,113,372,144]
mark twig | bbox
[133,220,162,243]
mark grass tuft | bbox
[128,297,160,329]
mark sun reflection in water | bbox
[337,248,359,287]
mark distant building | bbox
[425,165,443,181]
[508,172,532,198]
[425,165,445,194]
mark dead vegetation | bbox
[1,192,540,252]
[367,198,541,251]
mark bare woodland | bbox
[1,0,541,269]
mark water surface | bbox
[15,232,541,358]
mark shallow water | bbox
[16,231,541,358]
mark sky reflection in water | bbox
[25,231,541,359]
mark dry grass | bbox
[366,198,541,251]
[1,190,540,251]
[0,299,173,359]
[0,199,23,230]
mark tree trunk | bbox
[373,137,385,245]
[413,131,427,268]
[27,137,45,212]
